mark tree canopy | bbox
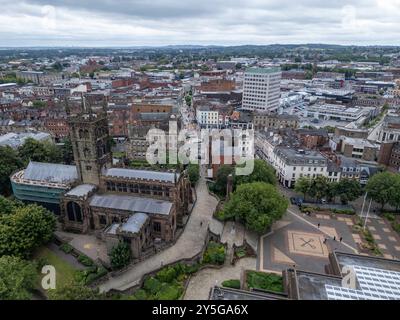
[295,176,363,204]
[366,172,399,210]
[0,201,56,258]
[211,165,234,196]
[18,138,63,165]
[0,255,37,300]
[223,182,288,234]
[187,164,200,185]
[48,280,99,300]
[0,145,24,195]
[234,159,276,187]
[110,242,132,270]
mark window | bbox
[99,215,107,225]
[66,202,83,223]
[153,222,162,233]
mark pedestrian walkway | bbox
[98,173,219,293]
[185,220,256,300]
[364,217,400,260]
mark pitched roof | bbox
[89,194,173,216]
[24,161,78,184]
[120,212,149,234]
[65,184,96,198]
[104,168,178,183]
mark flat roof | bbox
[245,67,281,74]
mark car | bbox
[290,197,304,206]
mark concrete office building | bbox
[242,67,282,113]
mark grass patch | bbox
[34,247,77,291]
[222,279,241,289]
[246,271,284,293]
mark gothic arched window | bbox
[66,202,83,223]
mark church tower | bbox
[67,95,112,186]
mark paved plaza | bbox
[259,208,358,274]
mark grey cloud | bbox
[0,0,399,46]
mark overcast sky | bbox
[0,0,400,47]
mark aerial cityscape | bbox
[1,0,400,306]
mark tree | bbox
[0,145,23,195]
[223,182,288,234]
[0,196,23,215]
[336,179,363,204]
[48,280,98,300]
[388,174,400,211]
[110,242,132,270]
[213,165,234,196]
[294,177,312,201]
[18,138,62,165]
[187,164,199,185]
[0,256,37,300]
[366,172,396,211]
[234,160,276,187]
[0,204,56,258]
[308,176,330,202]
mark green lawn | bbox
[34,247,78,291]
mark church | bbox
[11,97,193,259]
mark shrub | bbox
[60,243,74,254]
[384,213,396,222]
[222,279,241,289]
[155,283,183,300]
[235,248,246,259]
[110,242,132,270]
[134,289,148,300]
[202,242,226,265]
[78,255,94,267]
[156,265,178,283]
[246,271,284,293]
[144,277,162,296]
[333,209,355,215]
[214,211,228,221]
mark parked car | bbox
[290,197,304,206]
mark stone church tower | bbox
[67,96,112,186]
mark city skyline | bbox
[1,0,400,47]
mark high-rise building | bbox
[242,67,281,113]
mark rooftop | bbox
[65,184,96,198]
[0,131,51,149]
[120,212,149,234]
[245,67,281,75]
[23,161,78,184]
[104,168,179,183]
[90,194,173,216]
